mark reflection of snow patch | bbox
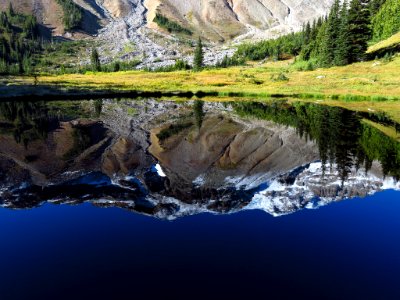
[224,174,272,190]
[245,161,400,217]
[382,178,400,190]
[155,164,166,177]
[193,175,205,186]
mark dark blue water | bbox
[1,190,399,300]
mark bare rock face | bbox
[3,0,334,40]
[99,0,134,18]
[145,0,335,40]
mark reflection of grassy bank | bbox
[2,56,400,122]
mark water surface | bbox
[0,98,399,299]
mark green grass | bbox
[368,32,400,54]
[25,56,400,101]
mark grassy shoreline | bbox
[4,56,400,99]
[1,56,400,122]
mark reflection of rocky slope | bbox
[0,99,399,220]
[247,162,400,217]
[0,120,112,186]
[149,113,319,193]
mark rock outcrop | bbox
[145,0,335,41]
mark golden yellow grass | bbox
[367,32,400,54]
[5,55,400,122]
[31,56,400,100]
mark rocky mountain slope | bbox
[145,0,335,41]
[0,0,334,66]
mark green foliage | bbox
[90,47,101,72]
[233,101,400,180]
[56,0,83,31]
[369,0,387,17]
[236,0,375,68]
[372,0,400,42]
[153,14,192,35]
[271,73,289,82]
[235,32,304,61]
[215,55,246,68]
[149,59,191,72]
[7,2,14,18]
[0,101,56,147]
[194,38,204,71]
[347,0,371,63]
[0,10,40,75]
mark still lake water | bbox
[0,99,399,299]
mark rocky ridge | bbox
[1,0,334,67]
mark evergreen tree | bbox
[322,0,341,67]
[335,0,351,65]
[193,37,204,71]
[304,22,312,44]
[371,0,400,41]
[347,0,371,63]
[369,0,386,17]
[91,47,101,72]
[23,16,39,39]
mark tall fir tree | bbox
[369,0,386,17]
[335,0,351,65]
[193,37,204,71]
[91,47,101,72]
[347,0,371,63]
[324,0,341,66]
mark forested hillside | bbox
[236,0,398,68]
[372,0,400,42]
[56,0,83,31]
[0,3,40,74]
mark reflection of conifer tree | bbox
[94,100,103,117]
[0,101,58,147]
[315,106,332,175]
[194,100,205,129]
[232,101,400,182]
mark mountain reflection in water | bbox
[0,99,399,219]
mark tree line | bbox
[236,0,394,68]
[56,0,83,31]
[233,100,400,182]
[371,0,400,41]
[0,3,40,74]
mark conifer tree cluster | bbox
[236,0,390,68]
[56,0,83,31]
[302,0,371,66]
[371,0,400,41]
[0,3,40,75]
